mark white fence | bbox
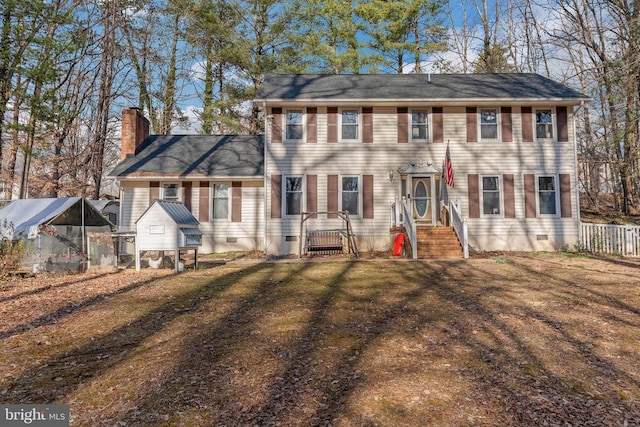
[580,222,640,257]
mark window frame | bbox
[284,108,304,141]
[339,108,360,142]
[478,108,500,142]
[211,182,230,220]
[536,174,559,216]
[284,175,304,216]
[340,175,360,216]
[161,182,180,202]
[410,108,430,142]
[480,175,503,217]
[534,107,555,142]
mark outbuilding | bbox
[135,200,202,272]
[0,197,115,272]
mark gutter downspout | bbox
[263,101,268,256]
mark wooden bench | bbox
[306,231,343,254]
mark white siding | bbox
[120,182,150,232]
[266,104,580,255]
[120,180,264,255]
[196,181,264,253]
[136,207,179,251]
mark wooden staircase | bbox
[415,227,464,259]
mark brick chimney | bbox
[121,108,150,161]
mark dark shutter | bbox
[362,107,373,143]
[557,106,568,142]
[306,174,317,218]
[363,174,374,218]
[466,107,477,143]
[231,181,242,222]
[270,175,282,218]
[524,174,536,218]
[501,107,513,143]
[327,175,338,218]
[271,107,282,144]
[327,107,338,143]
[199,182,209,222]
[183,181,192,211]
[521,107,533,143]
[307,107,317,143]
[468,174,480,218]
[559,173,572,218]
[397,107,408,143]
[503,174,515,218]
[149,181,160,205]
[432,107,443,143]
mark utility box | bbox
[135,200,202,272]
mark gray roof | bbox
[108,135,264,178]
[140,200,199,226]
[255,73,588,102]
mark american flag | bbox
[444,140,455,188]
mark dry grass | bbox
[0,253,639,426]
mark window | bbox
[162,183,179,201]
[341,176,359,215]
[341,109,359,140]
[212,183,229,219]
[537,176,557,215]
[285,176,303,215]
[286,109,303,140]
[480,109,498,140]
[411,109,429,141]
[481,176,501,215]
[535,109,553,140]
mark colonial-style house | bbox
[109,73,588,259]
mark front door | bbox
[413,177,434,224]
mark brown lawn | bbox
[0,253,639,426]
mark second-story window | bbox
[286,110,303,140]
[480,109,498,140]
[341,109,359,141]
[411,110,429,141]
[535,109,553,140]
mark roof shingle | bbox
[109,135,264,178]
[254,73,588,102]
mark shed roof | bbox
[0,198,111,240]
[108,134,264,178]
[254,73,588,103]
[137,200,199,226]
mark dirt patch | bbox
[0,253,638,426]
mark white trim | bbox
[478,108,500,142]
[340,174,361,217]
[409,108,431,143]
[535,174,560,217]
[284,108,305,142]
[161,182,181,202]
[534,107,556,142]
[211,182,231,221]
[338,108,361,142]
[284,175,304,216]
[479,174,503,217]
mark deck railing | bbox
[580,222,640,257]
[449,200,469,259]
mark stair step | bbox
[414,227,463,259]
